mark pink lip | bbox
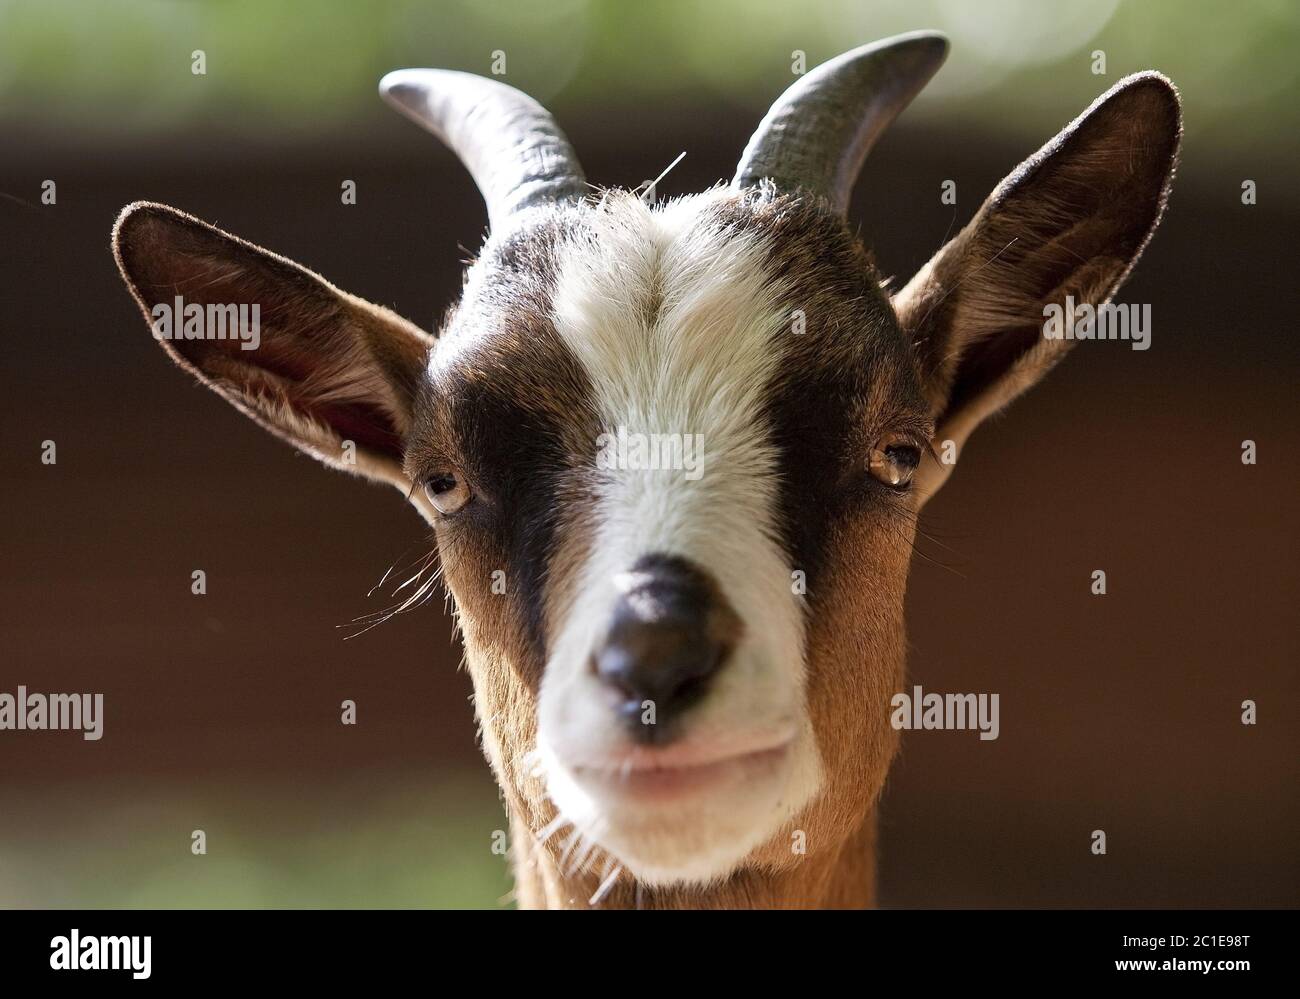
[570,738,792,801]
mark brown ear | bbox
[893,72,1181,502]
[112,202,432,491]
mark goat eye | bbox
[868,434,922,489]
[423,471,471,515]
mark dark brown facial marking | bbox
[405,213,600,688]
[710,193,931,597]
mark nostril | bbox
[589,648,638,702]
[593,633,725,730]
[590,555,741,738]
[667,669,714,712]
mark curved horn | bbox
[380,69,587,231]
[732,32,949,216]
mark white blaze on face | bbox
[535,191,823,885]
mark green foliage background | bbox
[2,0,1295,149]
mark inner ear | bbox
[113,202,433,485]
[897,72,1180,430]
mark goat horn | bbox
[732,32,949,216]
[380,69,587,231]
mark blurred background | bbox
[0,0,1295,907]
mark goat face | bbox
[404,188,928,883]
[113,33,1180,890]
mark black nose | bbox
[592,554,741,743]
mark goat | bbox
[111,32,1181,908]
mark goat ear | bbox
[892,73,1181,503]
[112,202,433,492]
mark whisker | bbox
[558,828,584,873]
[570,834,602,879]
[535,814,569,847]
[589,862,622,907]
[341,540,444,639]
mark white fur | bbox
[535,191,822,885]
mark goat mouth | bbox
[569,740,792,802]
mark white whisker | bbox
[589,862,622,907]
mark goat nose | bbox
[592,555,741,742]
